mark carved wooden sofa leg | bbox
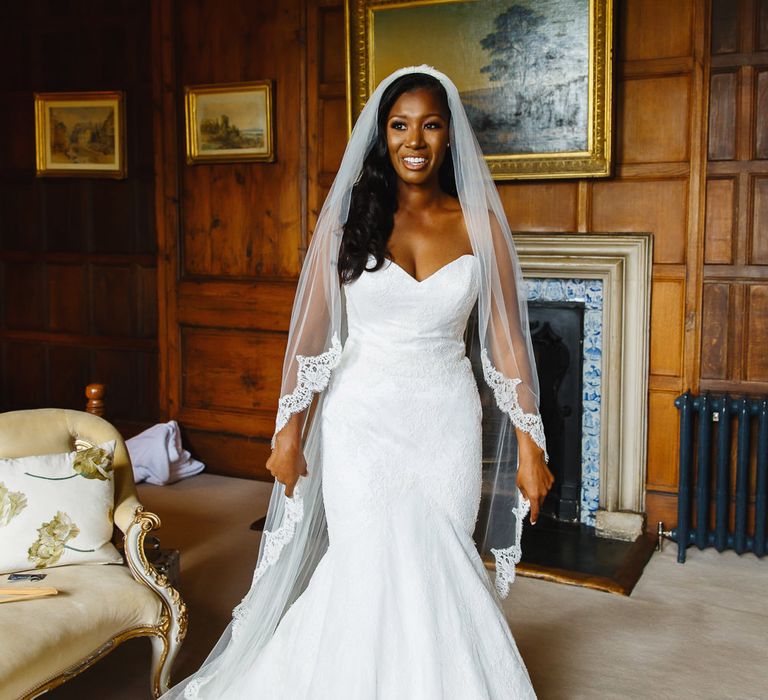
[124,506,188,698]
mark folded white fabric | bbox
[126,420,204,485]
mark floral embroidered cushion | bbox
[0,440,123,574]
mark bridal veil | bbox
[167,64,547,700]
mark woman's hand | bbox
[516,433,555,525]
[266,434,308,498]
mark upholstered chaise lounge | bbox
[0,406,187,699]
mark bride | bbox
[163,65,553,699]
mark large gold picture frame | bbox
[345,0,613,180]
[184,81,275,164]
[34,91,126,179]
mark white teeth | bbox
[403,156,428,164]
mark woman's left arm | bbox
[514,428,554,524]
[484,213,554,524]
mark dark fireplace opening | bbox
[528,301,585,523]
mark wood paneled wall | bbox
[0,1,159,435]
[702,0,768,392]
[153,0,308,478]
[489,0,713,529]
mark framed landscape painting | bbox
[184,81,275,164]
[346,0,613,180]
[34,91,126,178]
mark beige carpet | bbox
[45,473,767,700]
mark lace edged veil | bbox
[164,64,547,700]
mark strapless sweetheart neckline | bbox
[383,253,476,285]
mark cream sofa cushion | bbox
[0,441,123,575]
[0,563,163,699]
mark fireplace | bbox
[529,300,586,523]
[470,233,652,549]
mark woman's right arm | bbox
[265,392,321,497]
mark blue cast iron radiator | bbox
[667,391,768,562]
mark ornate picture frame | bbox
[184,81,275,164]
[345,0,613,180]
[34,91,127,179]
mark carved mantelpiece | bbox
[515,233,653,539]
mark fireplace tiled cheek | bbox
[526,278,603,526]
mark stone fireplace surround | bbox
[515,233,653,540]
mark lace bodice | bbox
[341,253,479,373]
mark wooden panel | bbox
[131,350,160,422]
[179,0,303,280]
[701,282,730,379]
[181,327,285,413]
[619,76,690,163]
[711,0,741,54]
[48,345,90,409]
[0,183,40,251]
[320,5,345,84]
[756,69,768,158]
[592,179,688,264]
[750,177,768,264]
[5,342,47,409]
[745,284,768,381]
[759,0,768,51]
[704,177,735,263]
[92,348,138,420]
[0,92,33,173]
[91,181,137,255]
[649,279,685,376]
[92,265,135,336]
[646,390,681,490]
[497,183,577,232]
[47,264,88,333]
[43,181,88,252]
[645,491,680,532]
[137,265,158,338]
[320,97,346,174]
[3,262,45,330]
[184,428,271,479]
[708,71,738,160]
[619,0,693,61]
[178,279,295,332]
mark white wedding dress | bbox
[219,252,536,699]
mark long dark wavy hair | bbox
[337,73,457,284]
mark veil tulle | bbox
[164,64,547,700]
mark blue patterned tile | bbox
[526,277,604,525]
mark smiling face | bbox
[385,87,450,188]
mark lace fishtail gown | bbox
[230,252,536,699]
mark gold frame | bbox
[184,80,275,164]
[345,0,613,180]
[34,91,127,179]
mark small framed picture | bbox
[34,91,127,178]
[184,81,275,164]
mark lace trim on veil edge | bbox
[271,332,343,450]
[479,348,549,462]
[183,335,342,698]
[236,332,342,631]
[480,348,547,599]
[490,496,530,599]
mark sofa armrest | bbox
[124,506,188,695]
[114,493,142,534]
